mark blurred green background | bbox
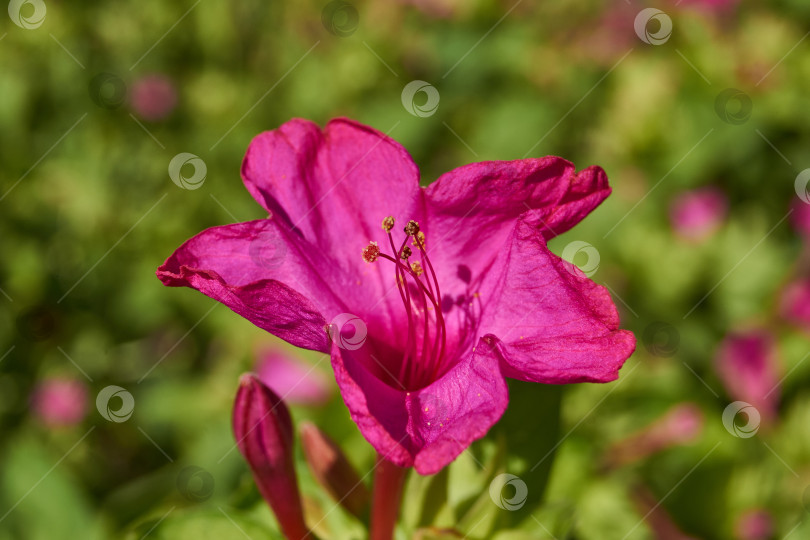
[2,0,810,538]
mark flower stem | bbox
[369,456,407,540]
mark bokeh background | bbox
[2,0,810,538]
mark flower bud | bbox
[300,422,370,519]
[233,374,309,539]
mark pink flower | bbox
[780,279,810,331]
[734,509,773,540]
[715,330,780,422]
[256,348,332,406]
[790,198,810,239]
[669,187,728,241]
[157,118,636,474]
[130,74,177,121]
[31,378,88,427]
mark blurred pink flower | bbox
[734,509,773,540]
[606,403,704,466]
[31,378,88,427]
[670,187,728,241]
[130,74,177,121]
[715,330,780,422]
[779,279,810,331]
[256,348,332,406]
[790,198,810,238]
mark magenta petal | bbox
[241,118,421,256]
[330,337,508,475]
[425,158,609,243]
[479,219,635,383]
[157,219,346,352]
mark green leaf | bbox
[126,508,277,540]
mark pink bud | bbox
[300,422,370,519]
[31,378,88,427]
[233,374,309,539]
[256,348,331,406]
[670,187,728,241]
[715,330,780,423]
[606,403,704,466]
[734,509,773,540]
[130,74,177,122]
[790,198,810,239]
[780,279,810,332]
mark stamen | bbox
[404,220,420,236]
[362,241,380,263]
[364,217,450,389]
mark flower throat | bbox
[362,217,448,390]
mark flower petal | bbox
[157,219,346,352]
[478,219,635,383]
[419,159,611,312]
[241,117,421,256]
[329,337,508,475]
